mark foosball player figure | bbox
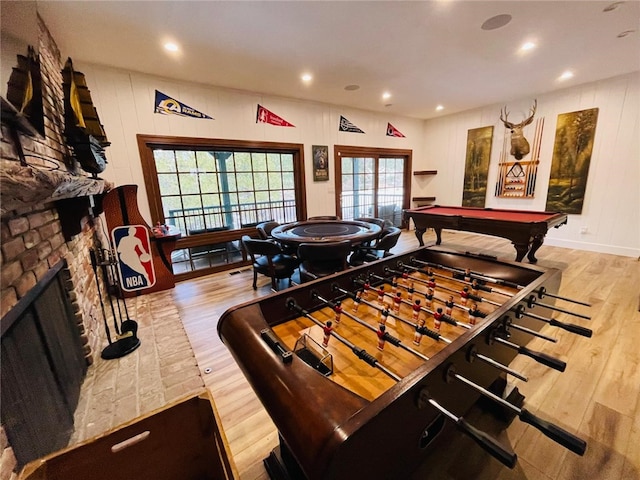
[393,292,402,314]
[445,295,455,315]
[460,287,470,306]
[353,292,362,312]
[427,276,436,290]
[412,299,422,322]
[392,277,399,294]
[413,316,426,345]
[322,321,334,347]
[407,281,415,301]
[468,303,482,326]
[379,306,390,326]
[471,279,481,296]
[377,285,385,306]
[363,281,371,299]
[464,268,472,282]
[424,288,434,309]
[334,301,343,326]
[400,270,410,286]
[377,325,387,350]
[433,307,444,331]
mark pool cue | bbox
[312,291,430,362]
[287,298,402,381]
[445,364,586,455]
[334,285,452,345]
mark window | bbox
[335,146,411,227]
[137,135,306,279]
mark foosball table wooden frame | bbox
[218,246,591,480]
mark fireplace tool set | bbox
[90,248,140,359]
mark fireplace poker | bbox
[90,248,112,344]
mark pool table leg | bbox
[513,243,530,262]
[526,235,545,263]
[414,227,426,246]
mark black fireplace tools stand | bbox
[90,248,140,359]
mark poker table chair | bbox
[241,235,300,291]
[297,240,352,283]
[348,226,402,266]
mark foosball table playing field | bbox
[218,246,593,480]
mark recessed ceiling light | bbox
[603,2,624,12]
[344,84,360,91]
[385,103,393,108]
[435,105,444,111]
[481,14,512,31]
[301,73,312,83]
[382,92,392,100]
[559,70,574,81]
[163,42,179,52]
[520,41,536,52]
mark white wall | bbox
[419,72,640,257]
[80,63,425,224]
[82,63,639,257]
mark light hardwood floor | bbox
[172,230,640,480]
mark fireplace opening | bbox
[1,259,87,467]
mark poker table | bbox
[271,219,382,247]
[403,205,567,263]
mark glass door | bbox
[336,146,411,227]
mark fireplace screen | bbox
[1,260,87,467]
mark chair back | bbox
[308,215,340,220]
[375,226,401,253]
[354,217,385,228]
[256,221,279,240]
[242,235,282,261]
[297,240,351,281]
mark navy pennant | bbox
[154,90,213,119]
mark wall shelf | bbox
[412,196,436,202]
[413,170,437,176]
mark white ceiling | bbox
[25,1,640,119]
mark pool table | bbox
[403,205,567,263]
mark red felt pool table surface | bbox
[403,205,567,263]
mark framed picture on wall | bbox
[312,145,329,181]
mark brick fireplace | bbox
[1,14,109,475]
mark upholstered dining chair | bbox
[297,240,352,283]
[348,226,402,266]
[241,235,299,291]
[256,220,280,240]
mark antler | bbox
[499,107,514,129]
[521,99,537,127]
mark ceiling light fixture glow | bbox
[301,73,312,82]
[382,92,392,100]
[435,105,444,111]
[164,42,179,52]
[520,41,536,52]
[559,70,574,81]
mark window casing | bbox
[137,135,306,279]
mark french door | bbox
[334,146,412,227]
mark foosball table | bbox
[217,246,592,479]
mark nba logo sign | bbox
[111,225,156,291]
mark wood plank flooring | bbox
[172,230,640,480]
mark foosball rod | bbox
[332,284,452,345]
[399,264,503,308]
[489,329,567,372]
[398,262,512,298]
[526,295,591,320]
[466,345,529,382]
[513,305,593,338]
[409,257,524,290]
[445,364,587,455]
[357,276,471,330]
[535,286,591,307]
[381,268,479,322]
[286,298,402,382]
[312,291,430,362]
[501,316,558,343]
[418,388,517,468]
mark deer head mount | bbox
[500,99,537,160]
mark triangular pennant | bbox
[154,90,213,119]
[339,115,365,133]
[386,122,405,138]
[256,104,295,127]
